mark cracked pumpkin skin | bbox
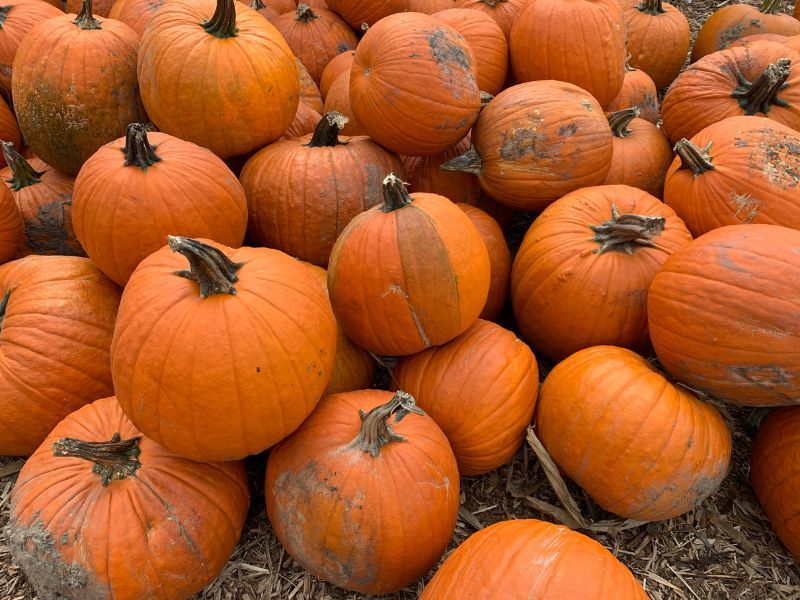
[7,396,249,600]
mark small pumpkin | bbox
[108,0,168,37]
[0,95,21,167]
[604,64,659,124]
[453,0,527,40]
[296,57,324,113]
[323,70,368,135]
[324,0,406,29]
[319,49,354,99]
[282,100,323,138]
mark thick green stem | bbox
[296,3,318,21]
[674,139,715,175]
[203,0,238,38]
[306,112,348,148]
[440,145,483,176]
[2,142,43,191]
[380,174,413,212]
[731,59,791,115]
[348,391,424,457]
[167,236,242,297]
[52,433,142,486]
[73,0,101,29]
[123,123,161,171]
[607,107,640,138]
[637,0,664,15]
[590,204,667,255]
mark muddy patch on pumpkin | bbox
[727,192,761,223]
[426,28,475,99]
[24,199,85,257]
[730,364,792,387]
[498,113,562,167]
[751,135,800,190]
[719,22,751,50]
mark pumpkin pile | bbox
[0,0,798,597]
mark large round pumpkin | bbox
[350,12,481,156]
[453,0,527,40]
[604,65,659,124]
[138,0,299,159]
[324,0,406,29]
[0,255,120,456]
[649,224,800,406]
[537,345,732,520]
[328,174,490,356]
[7,396,249,599]
[266,389,459,594]
[111,237,337,461]
[12,0,145,176]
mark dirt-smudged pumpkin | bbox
[6,396,249,599]
[111,237,336,461]
[350,12,481,156]
[266,390,459,595]
[648,224,800,406]
[328,174,490,356]
[537,346,732,520]
[138,0,299,159]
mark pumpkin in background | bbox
[269,0,295,11]
[12,0,145,176]
[320,49,354,99]
[0,171,21,261]
[275,4,357,85]
[786,34,800,53]
[323,71,368,135]
[443,81,614,211]
[0,95,20,167]
[138,0,299,159]
[0,255,120,456]
[241,112,405,267]
[328,174,490,356]
[350,12,481,156]
[0,142,83,256]
[296,58,324,113]
[67,0,114,15]
[751,406,800,560]
[649,224,800,406]
[112,237,337,461]
[537,346,732,520]
[603,108,672,198]
[604,65,659,124]
[248,0,280,22]
[325,0,406,29]
[283,100,322,138]
[108,0,168,37]
[422,520,648,599]
[266,390,459,594]
[692,0,800,62]
[432,8,508,95]
[620,0,690,90]
[661,42,800,144]
[664,117,800,235]
[7,397,249,599]
[395,320,538,475]
[73,124,247,287]
[512,185,691,362]
[453,0,527,40]
[510,0,626,107]
[408,0,453,11]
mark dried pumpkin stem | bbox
[590,204,667,255]
[52,433,142,486]
[73,0,101,29]
[637,0,664,15]
[348,391,425,457]
[1,142,43,191]
[674,139,715,175]
[480,91,494,108]
[296,3,318,21]
[167,236,242,298]
[607,107,641,138]
[204,0,238,38]
[306,112,349,148]
[381,173,414,212]
[441,145,483,176]
[123,123,162,171]
[731,58,791,115]
[250,0,266,9]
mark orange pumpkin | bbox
[138,0,299,159]
[266,390,459,594]
[604,65,659,124]
[350,12,481,156]
[325,0,406,29]
[408,0,453,12]
[296,57,324,113]
[282,100,323,138]
[0,95,21,168]
[786,34,800,53]
[319,49,354,98]
[453,0,527,40]
[648,224,800,406]
[108,0,168,37]
[248,0,280,22]
[536,346,732,520]
[8,396,249,599]
[730,32,789,47]
[0,170,22,261]
[323,70,368,135]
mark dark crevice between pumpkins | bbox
[441,145,483,176]
[608,107,641,138]
[168,236,242,297]
[591,204,667,255]
[296,3,318,22]
[52,433,142,486]
[0,288,11,332]
[2,142,43,191]
[123,123,162,171]
[0,5,13,28]
[204,0,238,38]
[481,0,506,7]
[306,112,349,148]
[731,58,792,116]
[637,0,665,15]
[250,0,266,9]
[348,391,424,457]
[380,173,413,212]
[675,138,715,175]
[73,0,101,30]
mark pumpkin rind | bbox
[296,58,325,114]
[323,70,368,135]
[0,176,22,261]
[324,0,407,29]
[604,66,659,124]
[452,0,527,40]
[283,100,323,138]
[108,0,167,37]
[320,49,354,99]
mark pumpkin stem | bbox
[760,0,780,14]
[731,58,791,115]
[167,236,242,298]
[480,91,494,108]
[590,204,667,255]
[348,391,424,457]
[607,107,640,138]
[73,0,101,29]
[637,0,664,15]
[203,0,238,38]
[123,123,162,171]
[440,145,483,176]
[306,112,349,148]
[296,3,318,21]
[0,5,13,28]
[1,142,43,192]
[380,173,414,212]
[250,0,266,8]
[674,139,715,175]
[52,433,142,486]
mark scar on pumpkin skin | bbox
[381,284,432,347]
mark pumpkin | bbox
[510,0,626,107]
[7,396,249,599]
[648,224,800,406]
[319,49,354,99]
[620,0,690,90]
[537,346,732,520]
[458,204,510,320]
[0,255,120,456]
[661,42,800,144]
[0,142,83,256]
[283,100,323,138]
[12,0,145,176]
[275,4,357,85]
[269,0,295,11]
[296,57,324,113]
[432,8,508,95]
[751,406,800,559]
[108,0,168,37]
[73,124,247,286]
[442,81,614,211]
[730,32,789,47]
[395,319,538,474]
[0,0,63,95]
[328,174,490,356]
[138,0,299,159]
[453,0,527,40]
[266,389,459,594]
[241,112,405,266]
[111,237,337,461]
[407,0,453,12]
[512,185,691,362]
[324,0,406,29]
[420,519,649,598]
[0,168,21,261]
[322,70,368,135]
[67,0,114,15]
[248,0,280,22]
[305,0,329,8]
[664,116,800,235]
[603,108,673,198]
[786,34,800,53]
[604,64,659,124]
[0,94,20,167]
[692,0,800,62]
[350,12,481,156]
